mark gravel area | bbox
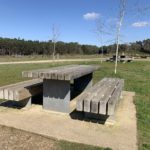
[0,125,56,150]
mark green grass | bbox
[56,140,110,150]
[0,54,100,62]
[0,61,149,150]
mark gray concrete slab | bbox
[0,91,137,150]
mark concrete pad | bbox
[0,91,137,150]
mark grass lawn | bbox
[0,54,101,62]
[56,140,110,150]
[0,61,149,150]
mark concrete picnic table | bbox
[22,65,99,113]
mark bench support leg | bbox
[43,79,70,113]
[18,97,32,108]
[105,115,116,125]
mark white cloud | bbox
[132,21,150,27]
[83,12,100,21]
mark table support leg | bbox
[43,79,70,113]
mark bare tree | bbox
[123,0,150,26]
[114,0,127,74]
[95,20,105,63]
[52,24,60,59]
[95,20,112,63]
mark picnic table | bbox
[22,65,99,113]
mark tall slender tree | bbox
[95,20,105,63]
[114,0,126,74]
[52,24,60,59]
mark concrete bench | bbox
[76,78,124,116]
[0,79,43,107]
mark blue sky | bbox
[0,0,150,46]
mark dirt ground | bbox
[0,91,137,150]
[0,125,56,150]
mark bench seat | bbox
[0,79,43,101]
[76,78,124,115]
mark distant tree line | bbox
[0,38,99,55]
[0,37,149,55]
[99,39,150,55]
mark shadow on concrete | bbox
[0,94,43,109]
[70,110,109,124]
[0,100,24,109]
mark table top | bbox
[22,65,99,81]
